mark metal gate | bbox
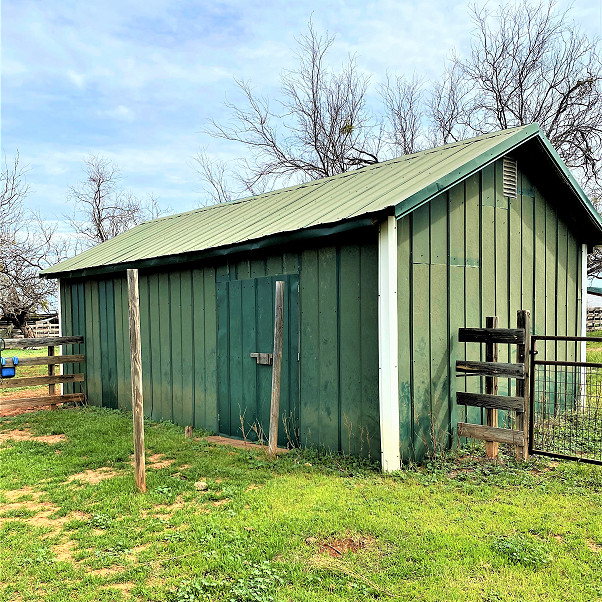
[529,335,602,465]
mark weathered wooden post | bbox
[485,316,499,459]
[268,281,284,457]
[48,345,57,410]
[127,269,146,492]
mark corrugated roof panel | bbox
[43,124,600,277]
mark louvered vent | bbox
[502,157,518,198]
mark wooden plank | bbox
[397,216,413,461]
[192,268,206,429]
[458,328,525,344]
[0,393,85,410]
[2,336,84,349]
[180,270,194,427]
[48,346,56,409]
[455,360,525,379]
[339,244,362,456]
[449,182,466,444]
[430,193,449,456]
[0,374,84,389]
[485,316,499,459]
[411,204,431,459]
[299,248,320,447]
[456,392,525,412]
[268,280,284,457]
[0,355,84,368]
[457,422,525,446]
[318,246,339,450]
[464,173,482,427]
[127,269,146,493]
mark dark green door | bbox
[217,275,299,447]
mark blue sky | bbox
[3,0,602,226]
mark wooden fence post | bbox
[48,345,57,410]
[515,310,530,461]
[485,316,499,459]
[268,281,284,457]
[127,269,146,492]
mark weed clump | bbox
[491,534,551,568]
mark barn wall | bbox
[59,236,381,458]
[397,159,583,460]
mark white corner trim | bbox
[378,215,401,472]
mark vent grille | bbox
[502,157,518,198]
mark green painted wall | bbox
[397,160,583,460]
[59,239,381,459]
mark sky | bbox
[3,1,602,247]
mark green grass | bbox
[1,407,602,601]
[1,348,58,397]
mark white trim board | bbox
[378,216,401,472]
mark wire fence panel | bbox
[530,335,602,465]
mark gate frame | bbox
[528,334,602,466]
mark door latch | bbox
[250,352,273,365]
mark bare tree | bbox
[193,151,234,205]
[433,1,602,184]
[0,154,65,330]
[67,155,162,247]
[199,22,382,203]
[381,74,428,155]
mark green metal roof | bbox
[42,124,602,278]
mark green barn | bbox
[42,124,602,468]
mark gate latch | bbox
[250,352,273,366]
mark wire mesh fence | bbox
[531,357,602,464]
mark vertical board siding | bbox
[60,244,378,458]
[300,241,380,459]
[398,159,583,460]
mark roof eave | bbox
[41,211,388,280]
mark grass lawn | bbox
[1,408,602,601]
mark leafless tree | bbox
[433,1,602,183]
[0,154,66,330]
[193,151,234,205]
[381,74,428,155]
[199,22,382,203]
[67,155,163,247]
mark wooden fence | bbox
[0,336,85,412]
[587,307,602,331]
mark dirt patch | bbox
[0,429,65,444]
[0,502,88,537]
[54,539,76,562]
[245,484,262,492]
[311,535,375,558]
[212,498,231,507]
[4,487,41,502]
[67,468,120,484]
[131,453,175,470]
[587,540,602,553]
[89,566,127,577]
[152,496,186,516]
[148,454,175,469]
[553,535,563,542]
[204,435,289,454]
[102,582,134,595]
